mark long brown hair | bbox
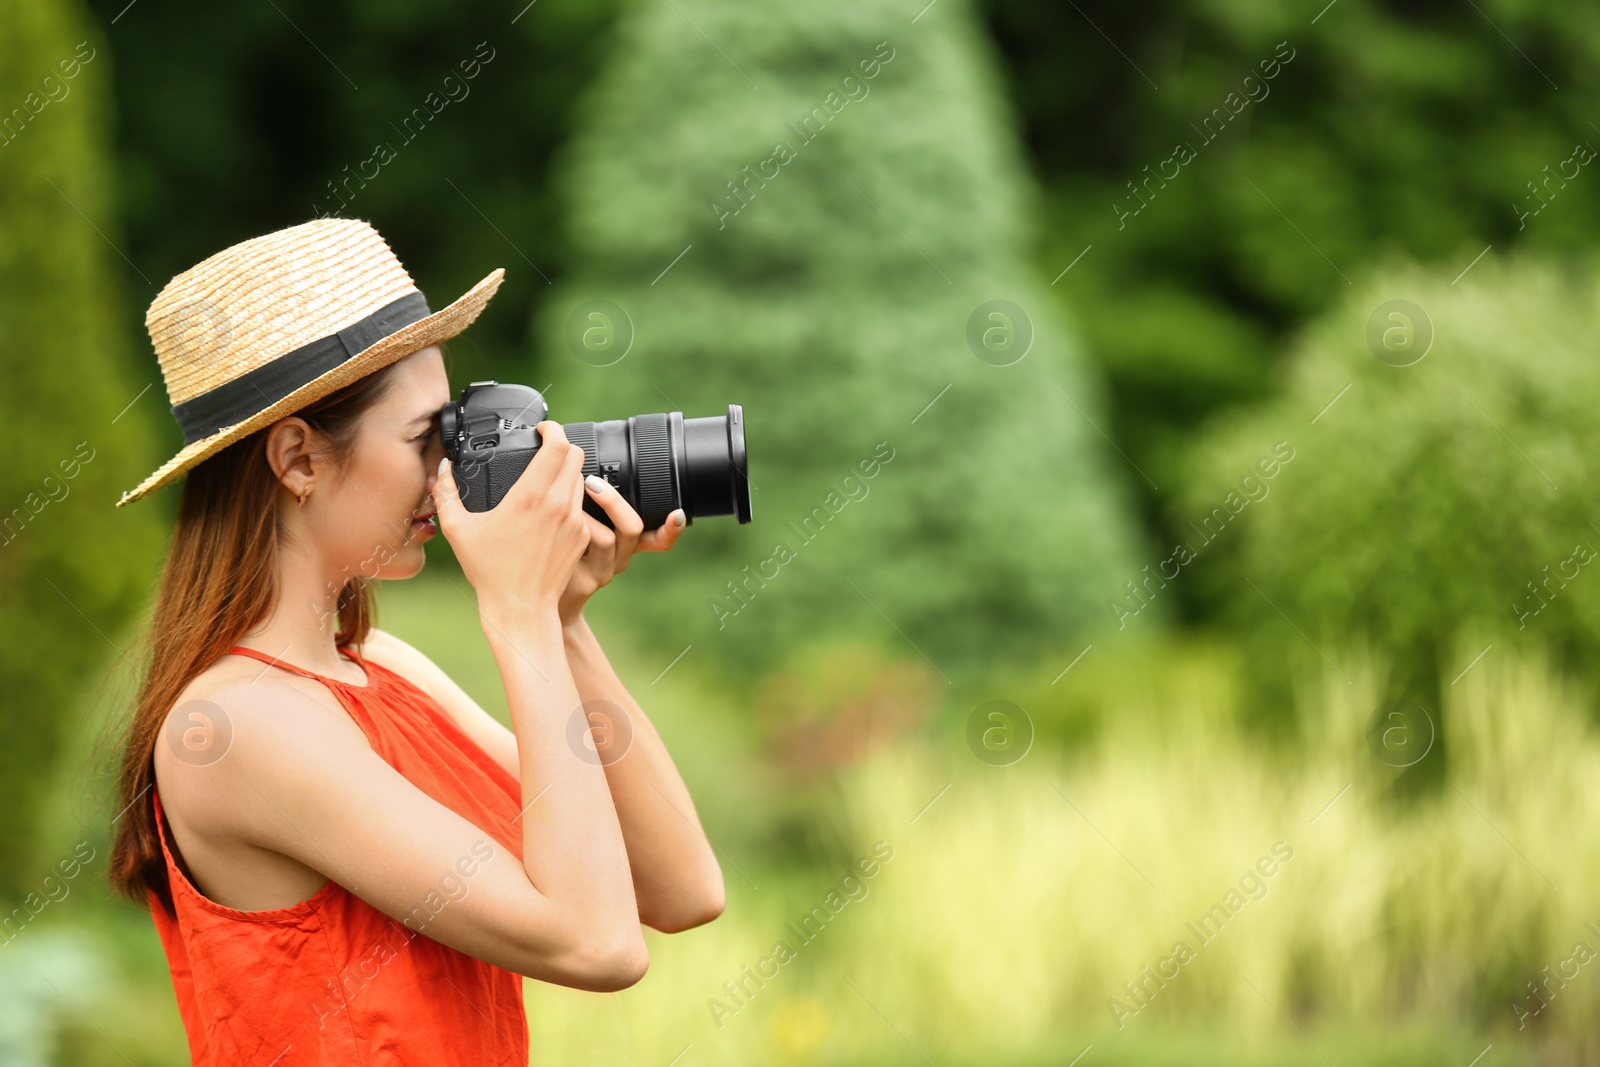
[108,356,411,918]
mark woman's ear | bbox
[264,416,318,499]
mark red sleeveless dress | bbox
[147,643,531,1066]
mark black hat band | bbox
[170,291,432,446]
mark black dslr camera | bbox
[440,381,752,530]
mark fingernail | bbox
[585,474,609,494]
[673,510,686,528]
[438,457,448,475]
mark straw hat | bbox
[116,217,504,507]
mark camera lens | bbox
[564,404,751,529]
[682,406,751,524]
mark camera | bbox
[439,381,752,529]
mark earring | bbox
[297,485,312,507]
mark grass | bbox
[510,628,1596,1065]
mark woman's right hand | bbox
[431,420,591,629]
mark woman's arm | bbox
[359,624,725,933]
[562,613,725,933]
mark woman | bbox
[106,218,725,1065]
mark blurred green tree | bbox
[1180,252,1600,704]
[979,0,1600,622]
[0,0,164,894]
[538,0,1149,684]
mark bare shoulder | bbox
[153,660,375,839]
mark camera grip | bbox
[454,446,538,513]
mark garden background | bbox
[3,0,1600,1062]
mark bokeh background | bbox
[2,0,1599,1063]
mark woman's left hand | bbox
[557,474,688,625]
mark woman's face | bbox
[302,345,450,582]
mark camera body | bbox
[440,381,752,530]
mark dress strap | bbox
[223,645,323,679]
[223,645,372,688]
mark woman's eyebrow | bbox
[406,410,442,428]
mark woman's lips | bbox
[411,512,437,537]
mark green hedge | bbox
[1179,252,1600,697]
[0,0,164,895]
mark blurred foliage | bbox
[80,0,1600,526]
[539,0,1149,684]
[0,0,163,896]
[77,0,629,529]
[8,0,1600,1061]
[981,0,1600,612]
[1180,253,1600,703]
[0,927,113,1065]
